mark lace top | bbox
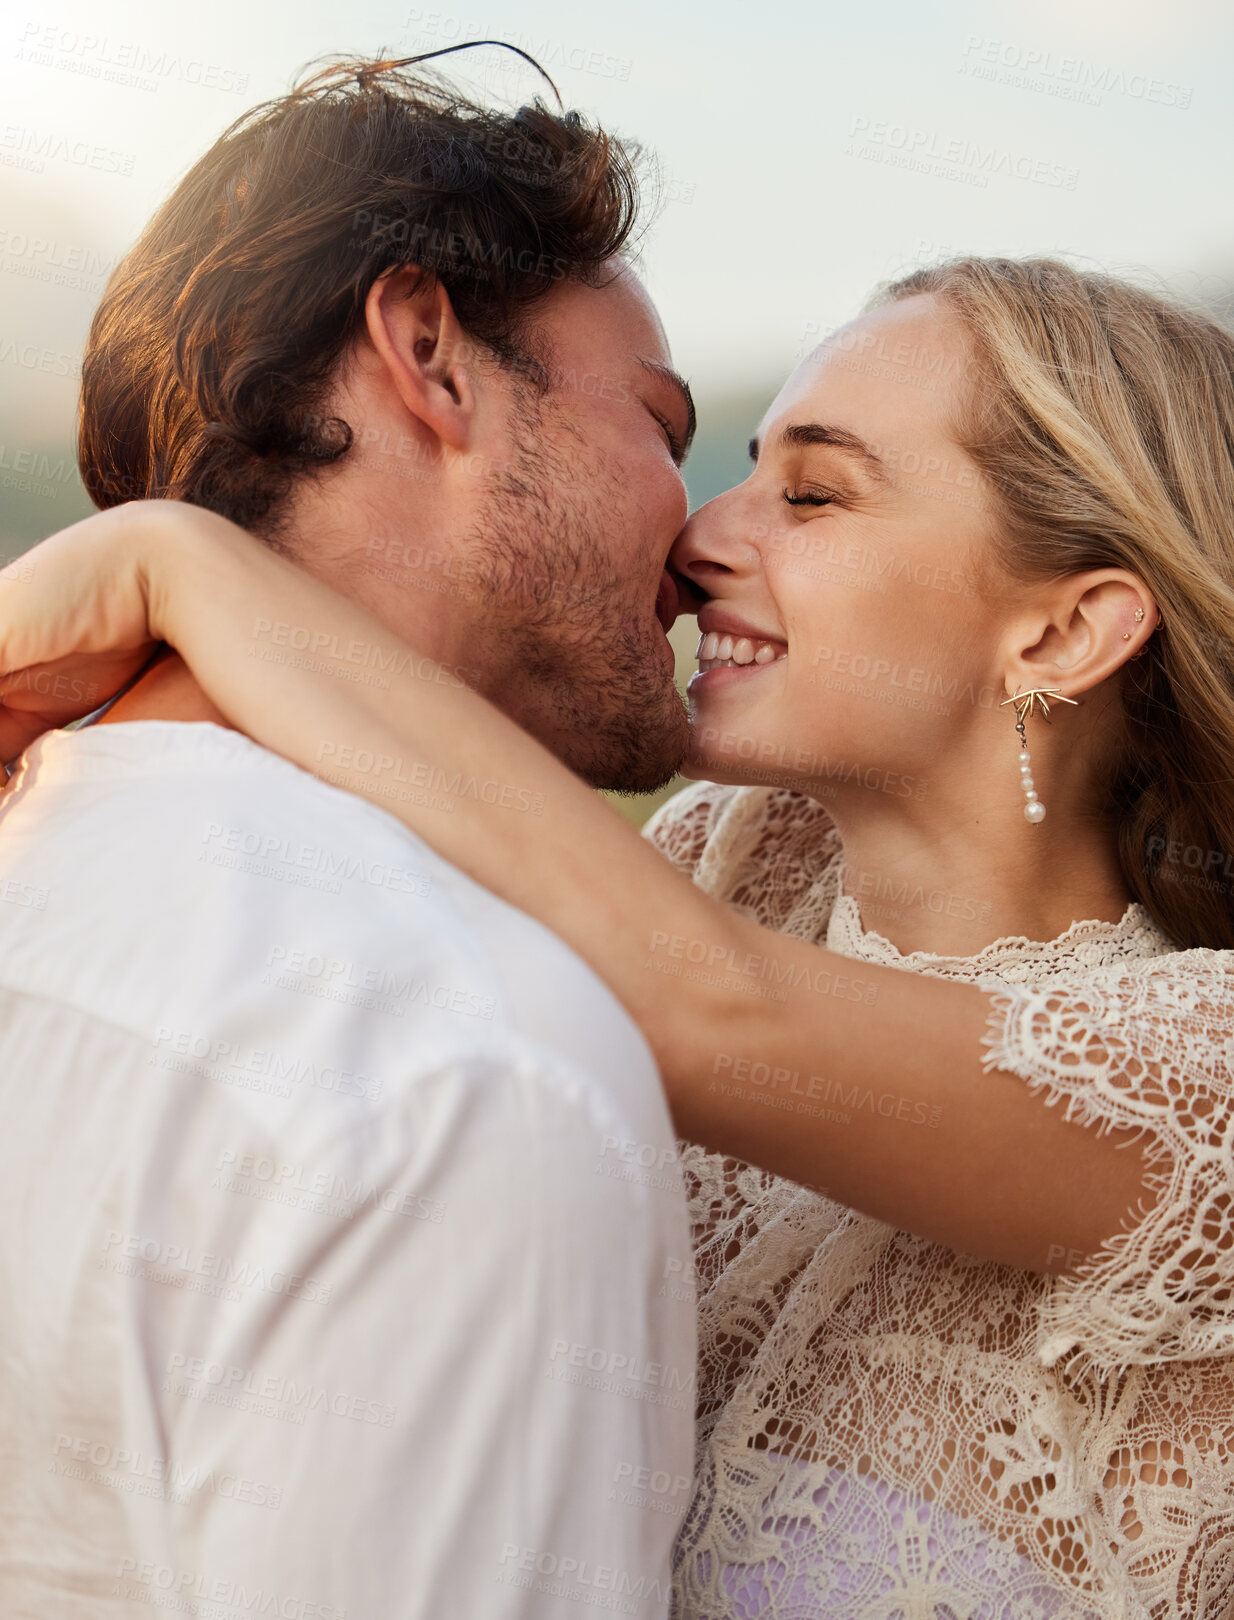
[643,781,1234,1620]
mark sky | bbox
[0,0,1231,462]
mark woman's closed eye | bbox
[782,486,838,508]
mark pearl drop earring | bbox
[997,686,1079,824]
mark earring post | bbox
[998,685,1080,726]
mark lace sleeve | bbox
[977,949,1234,1374]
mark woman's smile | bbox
[689,605,788,691]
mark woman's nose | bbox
[668,493,757,590]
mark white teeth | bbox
[697,643,788,673]
[695,628,788,674]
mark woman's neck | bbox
[816,783,1134,959]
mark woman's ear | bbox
[362,267,478,453]
[1008,569,1160,696]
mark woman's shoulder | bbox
[641,779,744,877]
[642,782,844,914]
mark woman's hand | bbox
[0,500,248,761]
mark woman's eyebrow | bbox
[749,422,889,483]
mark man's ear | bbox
[362,267,478,453]
[1006,569,1160,697]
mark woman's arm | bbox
[0,503,1161,1272]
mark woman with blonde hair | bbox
[3,256,1233,1617]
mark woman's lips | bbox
[686,658,785,695]
[695,608,787,651]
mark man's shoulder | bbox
[0,723,676,1244]
[6,719,443,897]
[0,721,655,1112]
[0,721,504,1027]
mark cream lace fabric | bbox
[643,781,1234,1620]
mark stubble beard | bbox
[463,396,688,794]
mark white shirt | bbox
[0,721,695,1620]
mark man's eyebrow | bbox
[639,358,697,460]
[749,422,888,481]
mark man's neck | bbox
[92,651,234,731]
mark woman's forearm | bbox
[139,510,1157,1272]
[145,507,742,1039]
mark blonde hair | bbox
[878,258,1234,950]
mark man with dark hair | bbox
[79,56,695,793]
[0,57,696,1618]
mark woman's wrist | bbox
[125,500,252,645]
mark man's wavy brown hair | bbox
[77,51,642,538]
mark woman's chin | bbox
[678,754,714,784]
[681,735,770,788]
[684,690,790,786]
[683,707,838,794]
